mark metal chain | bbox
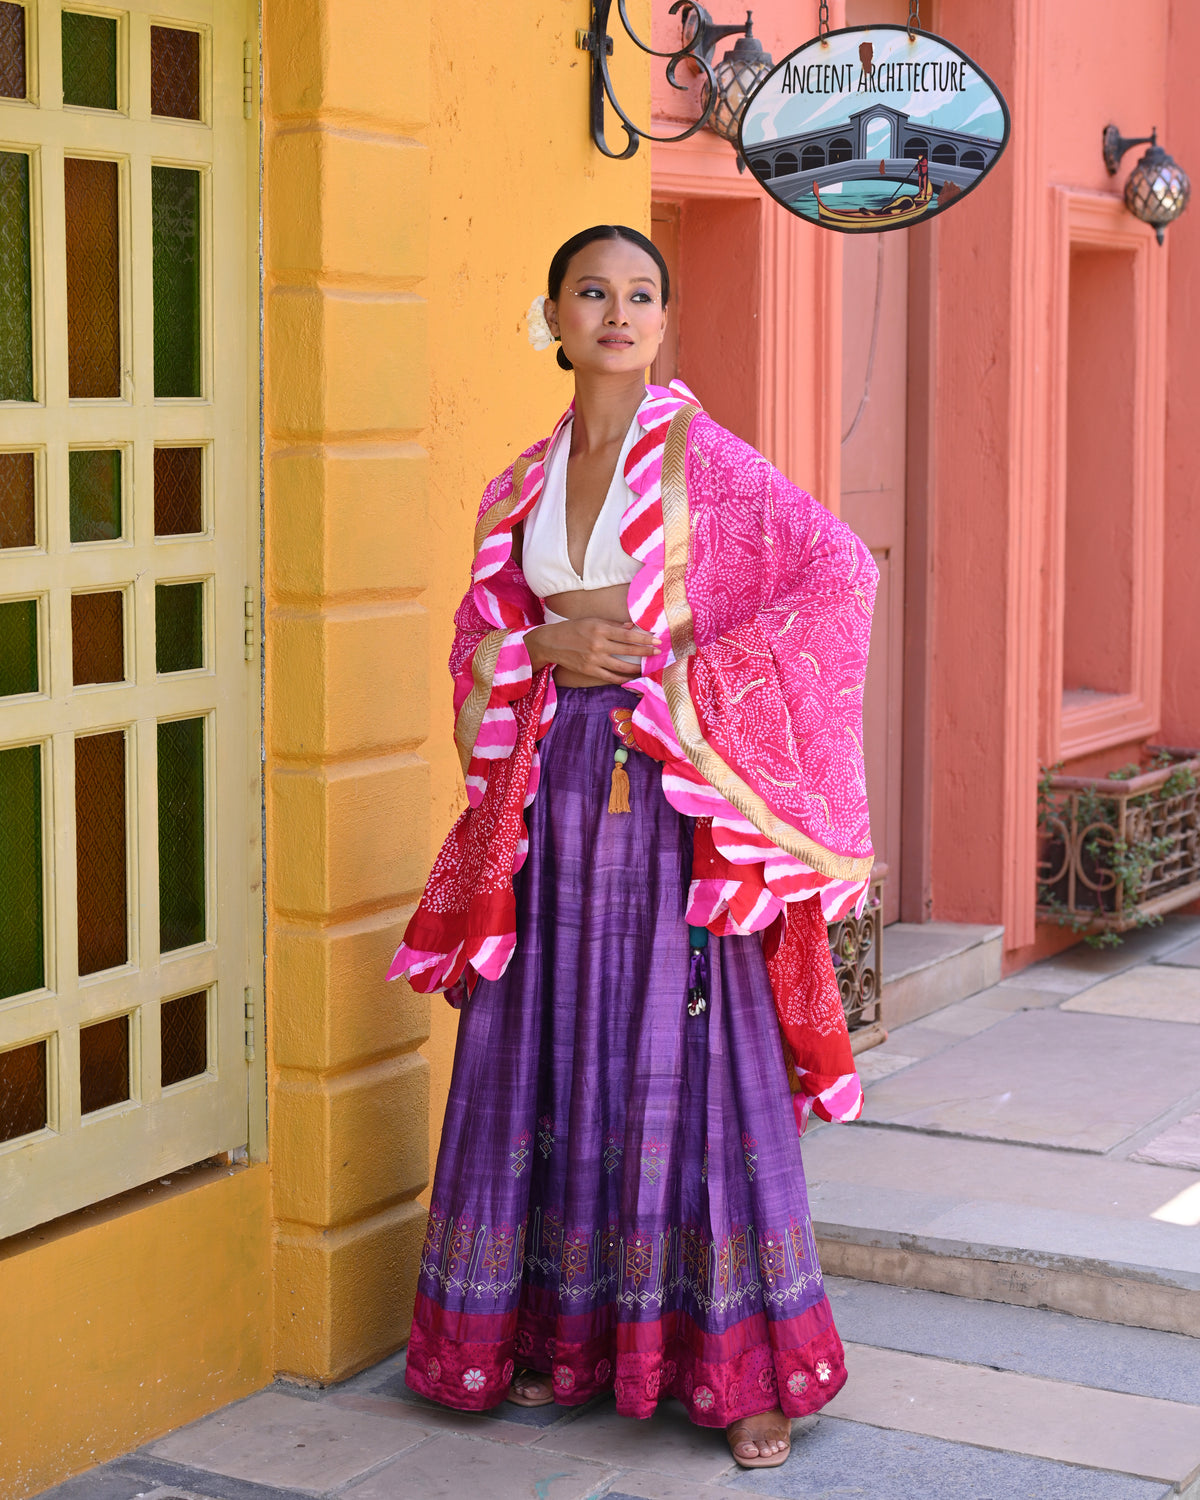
[908,0,921,37]
[818,0,829,37]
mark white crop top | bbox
[521,409,643,624]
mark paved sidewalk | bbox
[806,913,1200,1342]
[32,1285,1200,1500]
[34,921,1200,1500]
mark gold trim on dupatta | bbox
[454,628,507,774]
[455,452,541,774]
[473,453,535,557]
[658,405,875,884]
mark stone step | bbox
[881,921,1005,1028]
[820,1276,1200,1498]
[830,1344,1200,1494]
[806,1125,1200,1337]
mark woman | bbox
[390,225,876,1469]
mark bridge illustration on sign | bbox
[743,102,1003,229]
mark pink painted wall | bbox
[647,0,1192,966]
[676,198,762,443]
[1041,2,1167,192]
[1162,0,1200,750]
[915,0,1017,935]
[920,0,1184,962]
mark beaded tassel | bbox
[608,746,631,814]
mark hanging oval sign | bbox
[737,25,1010,233]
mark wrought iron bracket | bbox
[1103,122,1156,176]
[577,0,751,160]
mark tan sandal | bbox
[506,1368,555,1408]
[726,1411,792,1469]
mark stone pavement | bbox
[34,920,1200,1500]
[807,914,1200,1341]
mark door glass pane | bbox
[65,157,121,399]
[161,990,206,1086]
[0,451,35,547]
[0,596,38,695]
[71,590,124,685]
[0,1039,46,1142]
[150,25,200,120]
[0,3,26,100]
[0,150,33,402]
[0,743,43,999]
[79,1013,129,1113]
[69,448,122,543]
[76,730,128,975]
[158,716,205,951]
[152,166,201,398]
[154,446,202,535]
[61,11,118,110]
[155,580,203,673]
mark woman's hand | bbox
[527,617,662,684]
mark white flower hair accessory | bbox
[526,294,554,351]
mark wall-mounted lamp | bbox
[695,11,773,145]
[577,0,762,160]
[1103,125,1191,245]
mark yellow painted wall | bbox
[263,0,434,1384]
[421,1,653,1185]
[0,1165,272,1500]
[264,0,651,1376]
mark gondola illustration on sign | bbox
[737,25,1010,233]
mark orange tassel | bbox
[608,762,631,814]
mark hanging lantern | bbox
[704,18,774,144]
[1103,125,1191,245]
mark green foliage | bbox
[1037,761,1063,819]
[1105,761,1142,781]
[1036,751,1198,948]
[1162,764,1198,800]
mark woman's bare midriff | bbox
[543,583,638,687]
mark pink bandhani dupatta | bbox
[391,384,878,1126]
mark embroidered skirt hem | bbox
[407,1292,846,1427]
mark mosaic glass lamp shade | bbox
[705,24,773,145]
[1124,143,1190,245]
[1104,125,1192,246]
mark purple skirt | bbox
[405,685,846,1427]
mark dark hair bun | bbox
[556,345,574,372]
